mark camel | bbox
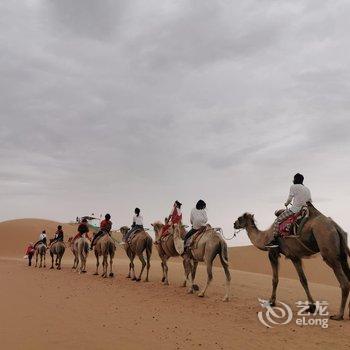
[49,241,65,270]
[68,236,90,273]
[152,221,191,286]
[182,224,231,301]
[93,233,116,278]
[233,202,350,320]
[120,226,152,282]
[35,243,46,268]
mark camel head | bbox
[151,221,164,234]
[119,226,129,237]
[234,213,255,230]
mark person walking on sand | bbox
[25,243,35,266]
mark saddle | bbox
[188,225,211,249]
[275,207,309,237]
[160,228,174,242]
[95,231,110,243]
[127,228,143,244]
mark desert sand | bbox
[0,218,349,350]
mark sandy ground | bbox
[1,219,350,349]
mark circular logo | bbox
[257,298,293,328]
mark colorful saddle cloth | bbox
[275,207,309,237]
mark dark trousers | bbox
[124,225,143,242]
[184,228,198,243]
[28,253,34,266]
[91,231,104,247]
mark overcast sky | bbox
[1,0,350,245]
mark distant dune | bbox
[0,218,77,257]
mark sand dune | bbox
[0,218,348,349]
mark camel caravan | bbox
[24,173,350,321]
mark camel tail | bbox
[219,240,229,267]
[83,241,89,256]
[108,240,116,257]
[145,236,153,260]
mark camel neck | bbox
[245,221,271,251]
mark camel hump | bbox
[173,234,184,255]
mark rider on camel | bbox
[184,200,208,247]
[50,225,64,246]
[155,201,182,244]
[33,230,47,249]
[265,173,312,248]
[72,218,90,243]
[90,213,112,250]
[123,208,144,243]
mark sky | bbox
[1,0,350,246]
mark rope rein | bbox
[214,227,238,241]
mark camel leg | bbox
[35,252,38,267]
[43,253,46,268]
[340,255,350,281]
[145,256,150,282]
[76,253,80,272]
[181,259,187,287]
[136,254,146,282]
[268,250,279,306]
[94,253,99,275]
[82,253,87,273]
[198,256,215,298]
[74,252,79,269]
[339,257,350,318]
[109,254,114,277]
[57,255,62,270]
[184,257,195,293]
[191,261,200,291]
[127,262,132,278]
[50,253,54,269]
[323,257,349,320]
[130,256,136,280]
[291,257,315,311]
[102,255,107,278]
[161,261,166,283]
[163,260,169,285]
[39,254,43,268]
[145,244,151,283]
